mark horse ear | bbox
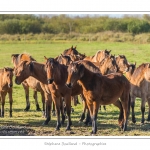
[4,67,7,72]
[109,50,111,53]
[44,56,48,60]
[74,45,77,49]
[134,62,136,66]
[147,63,150,68]
[71,45,73,50]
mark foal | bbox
[0,67,14,117]
[66,62,131,134]
[11,53,45,112]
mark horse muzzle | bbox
[15,78,21,85]
[47,79,54,84]
[8,84,13,88]
[66,83,72,88]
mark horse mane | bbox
[131,63,149,85]
[92,50,101,62]
[63,47,79,55]
[11,53,36,66]
[77,60,101,74]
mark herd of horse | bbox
[1,46,150,134]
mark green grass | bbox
[0,41,150,136]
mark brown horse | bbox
[62,46,86,60]
[84,49,111,63]
[115,55,129,74]
[0,67,14,117]
[125,62,136,81]
[66,62,131,134]
[130,63,150,123]
[93,54,118,75]
[11,53,45,112]
[14,60,53,125]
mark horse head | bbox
[14,61,31,85]
[3,67,14,88]
[66,62,84,88]
[45,57,58,84]
[115,54,129,73]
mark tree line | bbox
[0,14,150,34]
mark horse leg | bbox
[120,94,130,131]
[52,101,56,116]
[52,95,61,130]
[43,94,52,125]
[113,100,124,129]
[60,97,65,125]
[64,95,72,131]
[33,91,41,111]
[147,98,150,121]
[41,91,45,117]
[86,100,94,134]
[8,89,13,117]
[131,95,136,123]
[79,93,88,122]
[1,93,6,117]
[141,96,147,124]
[22,83,30,111]
[91,101,100,134]
[0,96,1,117]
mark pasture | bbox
[0,41,150,136]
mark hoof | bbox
[55,127,60,131]
[147,116,150,121]
[132,116,136,123]
[90,131,96,135]
[36,108,41,111]
[42,121,48,125]
[66,126,71,131]
[24,106,30,111]
[141,119,145,124]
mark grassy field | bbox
[0,41,150,136]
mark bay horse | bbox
[129,63,150,123]
[0,67,14,117]
[93,54,118,75]
[44,58,97,130]
[62,46,86,60]
[11,53,45,112]
[14,60,59,126]
[66,62,131,134]
[115,55,129,74]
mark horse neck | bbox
[30,62,47,84]
[99,60,108,75]
[53,64,68,85]
[130,67,145,85]
[0,72,7,87]
[126,71,133,81]
[78,67,95,91]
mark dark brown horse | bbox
[66,62,131,134]
[63,46,85,56]
[11,53,45,112]
[14,60,53,125]
[0,67,14,117]
[45,58,93,130]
